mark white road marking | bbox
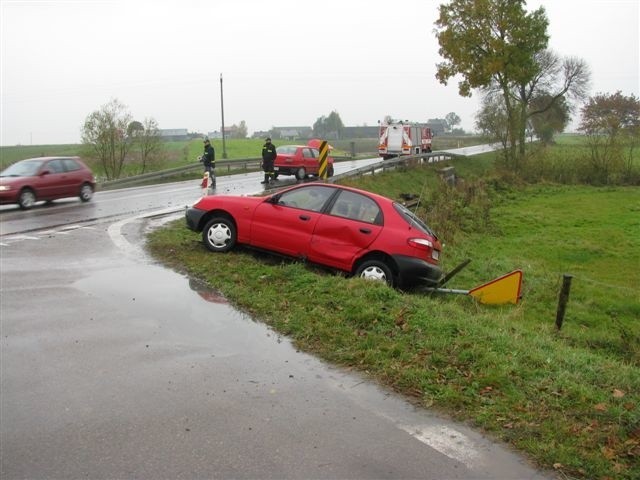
[107,205,185,257]
[7,235,39,241]
[399,424,483,469]
[1,225,97,247]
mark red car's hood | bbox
[0,176,32,187]
[193,193,266,211]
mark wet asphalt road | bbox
[0,161,551,479]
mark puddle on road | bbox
[74,262,294,361]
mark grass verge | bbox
[146,163,639,479]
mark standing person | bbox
[261,137,277,185]
[201,137,216,188]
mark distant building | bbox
[271,126,313,140]
[207,131,223,139]
[159,128,189,141]
[341,126,379,139]
[252,130,270,139]
[426,119,448,136]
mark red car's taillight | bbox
[408,238,433,249]
[408,238,440,262]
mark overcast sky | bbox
[1,0,638,146]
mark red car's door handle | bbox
[359,228,372,234]
[299,215,311,221]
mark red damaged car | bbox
[185,183,442,288]
[274,145,335,180]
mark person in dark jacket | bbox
[261,137,277,184]
[201,137,216,187]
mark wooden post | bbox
[555,274,573,330]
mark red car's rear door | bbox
[60,158,89,197]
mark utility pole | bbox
[220,73,227,159]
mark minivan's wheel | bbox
[355,259,394,287]
[18,188,36,210]
[202,216,236,252]
[295,167,306,180]
[79,183,94,202]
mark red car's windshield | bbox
[1,159,44,177]
[276,146,298,155]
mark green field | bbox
[0,135,481,175]
[146,152,640,479]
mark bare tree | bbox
[81,99,132,180]
[134,118,163,174]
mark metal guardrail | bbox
[328,151,460,184]
[98,155,357,190]
[98,152,455,190]
[98,158,263,189]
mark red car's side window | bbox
[46,160,66,173]
[277,186,334,212]
[329,191,381,225]
[62,159,81,172]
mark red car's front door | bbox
[250,202,320,258]
[249,185,335,258]
[37,159,68,198]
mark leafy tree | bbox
[579,91,640,183]
[313,111,344,139]
[475,92,509,149]
[445,112,461,132]
[81,99,132,180]
[233,120,248,139]
[529,93,570,144]
[518,50,589,145]
[435,0,590,171]
[127,121,144,137]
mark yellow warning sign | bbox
[318,141,329,180]
[468,270,523,305]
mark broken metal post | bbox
[555,274,573,330]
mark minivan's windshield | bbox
[0,159,44,177]
[394,202,437,237]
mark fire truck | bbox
[378,121,432,159]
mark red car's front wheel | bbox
[202,216,237,252]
